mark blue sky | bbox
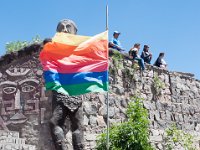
[0,0,200,79]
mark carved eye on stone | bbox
[66,24,71,28]
[3,87,17,94]
[21,85,36,93]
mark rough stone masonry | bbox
[0,44,200,149]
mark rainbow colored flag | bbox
[40,31,108,96]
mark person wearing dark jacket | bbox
[141,45,152,64]
[154,52,167,68]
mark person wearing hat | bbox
[141,45,152,64]
[109,31,124,51]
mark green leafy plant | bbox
[123,67,135,82]
[96,96,154,150]
[112,50,123,69]
[132,60,140,70]
[153,74,165,96]
[5,35,42,53]
[164,124,195,150]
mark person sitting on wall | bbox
[154,52,167,69]
[129,43,145,70]
[141,45,152,64]
[109,31,125,52]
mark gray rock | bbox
[85,134,97,141]
[157,120,166,128]
[108,96,116,106]
[154,110,160,121]
[166,110,172,121]
[84,115,89,125]
[89,115,97,125]
[147,70,154,78]
[116,85,125,95]
[121,99,128,108]
[99,105,115,118]
[84,102,97,115]
[96,116,106,127]
[157,143,163,150]
[151,129,160,136]
[143,101,152,110]
[89,141,97,149]
[150,136,163,142]
[160,111,166,120]
[98,94,106,104]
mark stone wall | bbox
[83,58,200,150]
[0,44,54,150]
[1,45,200,150]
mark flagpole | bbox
[106,4,110,150]
[106,4,108,30]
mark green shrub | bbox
[112,50,123,69]
[96,96,154,150]
[153,74,165,96]
[164,124,195,150]
[5,35,42,53]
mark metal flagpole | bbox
[106,4,109,150]
[106,4,109,30]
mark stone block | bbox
[85,134,97,141]
[160,111,166,120]
[165,110,172,121]
[152,121,159,129]
[157,120,166,128]
[178,114,184,122]
[89,141,97,149]
[116,85,125,95]
[96,116,106,127]
[156,143,163,150]
[182,123,194,131]
[114,97,121,108]
[154,110,160,121]
[164,89,171,95]
[148,111,153,120]
[189,105,195,115]
[98,94,106,104]
[151,129,160,136]
[121,99,128,108]
[183,114,189,122]
[143,101,152,110]
[89,115,97,125]
[150,136,163,142]
[147,70,154,78]
[175,104,182,113]
[99,106,115,118]
[107,96,115,106]
[182,104,190,114]
[143,84,151,94]
[155,102,164,110]
[195,124,200,132]
[84,101,97,115]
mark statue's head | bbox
[56,19,78,35]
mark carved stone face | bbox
[56,19,78,35]
[1,79,40,115]
[0,66,43,125]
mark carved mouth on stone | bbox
[9,111,27,124]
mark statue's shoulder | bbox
[43,38,52,45]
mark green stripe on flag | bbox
[45,82,108,96]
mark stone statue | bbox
[46,19,84,150]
